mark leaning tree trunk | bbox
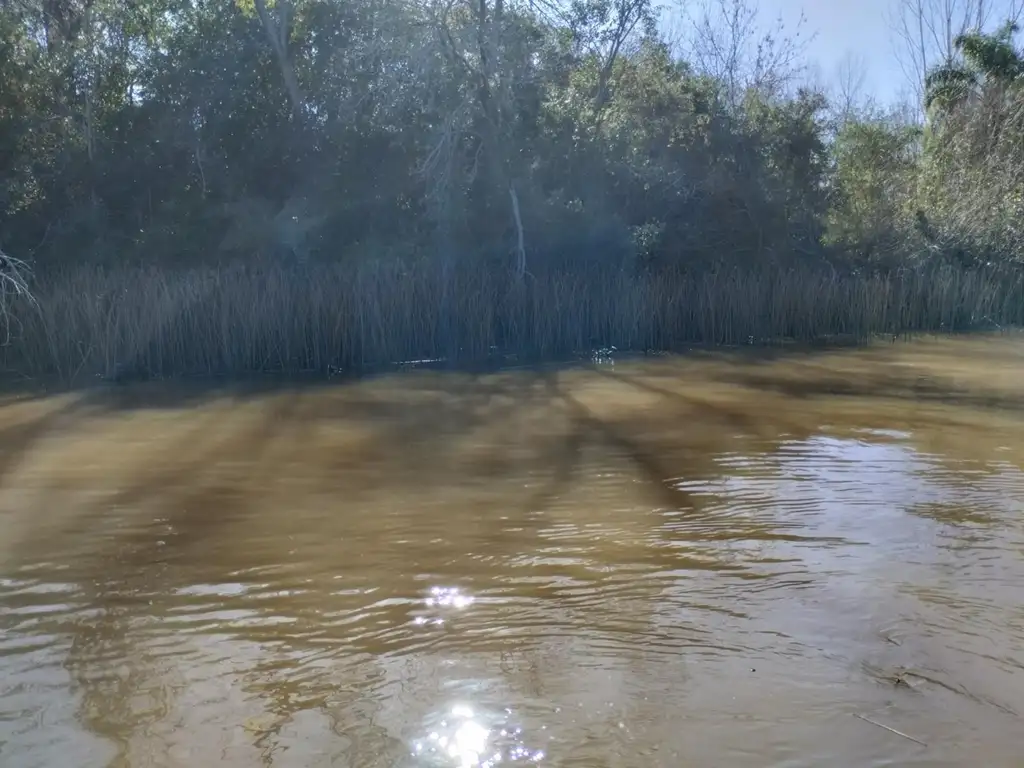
[253,0,305,122]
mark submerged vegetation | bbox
[1,0,1023,381]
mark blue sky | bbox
[768,0,902,102]
[675,0,1023,106]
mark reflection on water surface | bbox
[1,336,1024,767]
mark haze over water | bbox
[1,336,1023,767]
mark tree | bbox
[830,51,871,125]
[680,0,812,107]
[825,113,920,262]
[924,19,1023,110]
[889,0,1024,114]
[1,0,1022,283]
[913,20,1024,263]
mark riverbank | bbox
[2,261,1020,385]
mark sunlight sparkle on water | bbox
[425,586,474,609]
[411,705,545,767]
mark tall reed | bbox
[3,261,1020,384]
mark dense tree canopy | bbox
[1,0,1022,275]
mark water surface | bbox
[1,337,1023,767]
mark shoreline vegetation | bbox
[1,261,1020,386]
[5,2,1024,391]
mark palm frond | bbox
[953,21,1023,83]
[924,62,976,111]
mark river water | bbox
[1,337,1023,767]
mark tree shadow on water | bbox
[714,359,1024,414]
[537,371,702,512]
[13,337,1003,582]
[4,354,918,765]
[0,345,888,565]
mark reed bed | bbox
[2,260,1021,384]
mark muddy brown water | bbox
[1,336,1024,767]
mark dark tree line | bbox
[1,0,1023,277]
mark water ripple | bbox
[3,356,1024,766]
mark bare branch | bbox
[683,0,813,105]
[0,250,37,347]
[887,0,1015,114]
[831,50,870,122]
[509,182,526,280]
